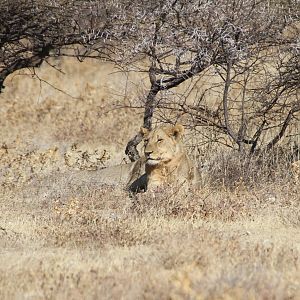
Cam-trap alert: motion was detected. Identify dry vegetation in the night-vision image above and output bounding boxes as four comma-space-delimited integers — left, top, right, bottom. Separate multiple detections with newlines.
0, 59, 299, 299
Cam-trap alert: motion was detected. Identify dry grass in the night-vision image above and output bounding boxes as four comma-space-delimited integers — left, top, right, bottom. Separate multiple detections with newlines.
1, 183, 299, 299
0, 58, 299, 300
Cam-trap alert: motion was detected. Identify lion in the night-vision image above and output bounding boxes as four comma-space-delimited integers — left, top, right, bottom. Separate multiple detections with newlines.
60, 124, 199, 193
128, 124, 200, 192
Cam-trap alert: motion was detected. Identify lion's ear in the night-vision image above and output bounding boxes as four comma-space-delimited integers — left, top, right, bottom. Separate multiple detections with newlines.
171, 124, 184, 139
140, 127, 149, 136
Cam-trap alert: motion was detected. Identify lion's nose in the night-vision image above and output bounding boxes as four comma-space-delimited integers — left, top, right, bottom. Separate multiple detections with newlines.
145, 150, 153, 158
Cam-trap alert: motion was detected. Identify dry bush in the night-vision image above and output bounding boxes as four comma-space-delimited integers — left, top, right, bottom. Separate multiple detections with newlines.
205, 146, 298, 189
131, 180, 299, 225
3, 1, 298, 161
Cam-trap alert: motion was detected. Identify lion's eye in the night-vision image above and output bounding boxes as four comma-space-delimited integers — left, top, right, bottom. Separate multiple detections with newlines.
157, 138, 163, 143
144, 139, 149, 145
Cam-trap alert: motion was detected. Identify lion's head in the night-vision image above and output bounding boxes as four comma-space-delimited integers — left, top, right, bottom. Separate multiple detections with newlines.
140, 124, 185, 167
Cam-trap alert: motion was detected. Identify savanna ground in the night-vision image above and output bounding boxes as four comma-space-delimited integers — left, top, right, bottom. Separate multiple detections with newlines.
0, 58, 299, 299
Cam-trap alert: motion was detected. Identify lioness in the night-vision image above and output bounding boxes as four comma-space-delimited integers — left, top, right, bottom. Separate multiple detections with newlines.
60, 124, 199, 193
128, 124, 200, 192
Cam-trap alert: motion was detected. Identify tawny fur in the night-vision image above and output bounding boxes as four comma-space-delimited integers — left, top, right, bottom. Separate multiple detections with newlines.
140, 124, 200, 191
67, 124, 200, 193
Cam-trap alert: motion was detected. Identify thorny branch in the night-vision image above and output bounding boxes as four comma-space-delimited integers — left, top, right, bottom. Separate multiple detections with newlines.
0, 0, 299, 158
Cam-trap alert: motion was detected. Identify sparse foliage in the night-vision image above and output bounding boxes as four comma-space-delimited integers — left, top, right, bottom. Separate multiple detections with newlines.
107, 0, 299, 157
0, 0, 110, 92
0, 0, 299, 158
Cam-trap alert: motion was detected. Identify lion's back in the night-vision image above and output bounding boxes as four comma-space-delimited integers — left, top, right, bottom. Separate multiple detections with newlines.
91, 159, 146, 187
